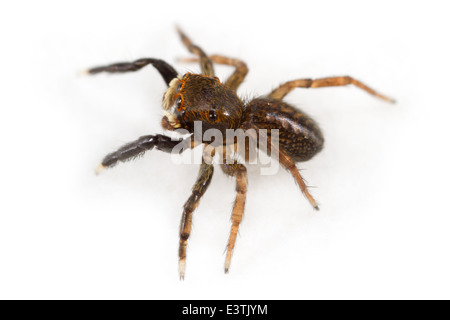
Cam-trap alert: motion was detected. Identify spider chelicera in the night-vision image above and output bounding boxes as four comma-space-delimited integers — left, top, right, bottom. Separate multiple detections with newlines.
87, 27, 394, 279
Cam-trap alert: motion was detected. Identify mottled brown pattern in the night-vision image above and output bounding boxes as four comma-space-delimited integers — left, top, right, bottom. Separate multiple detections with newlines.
243, 98, 324, 162
88, 27, 394, 279
176, 73, 244, 138
180, 55, 248, 92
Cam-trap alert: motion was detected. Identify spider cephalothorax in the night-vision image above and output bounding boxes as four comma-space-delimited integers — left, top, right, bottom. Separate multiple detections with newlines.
88, 27, 394, 279
163, 73, 244, 139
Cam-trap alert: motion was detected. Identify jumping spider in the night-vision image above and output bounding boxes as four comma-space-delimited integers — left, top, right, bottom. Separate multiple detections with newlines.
88, 27, 394, 279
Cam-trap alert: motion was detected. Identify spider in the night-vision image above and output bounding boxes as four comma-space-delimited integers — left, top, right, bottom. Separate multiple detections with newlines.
87, 27, 394, 279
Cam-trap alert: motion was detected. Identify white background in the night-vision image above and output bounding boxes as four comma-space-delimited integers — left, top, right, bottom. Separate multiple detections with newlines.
1, 0, 449, 299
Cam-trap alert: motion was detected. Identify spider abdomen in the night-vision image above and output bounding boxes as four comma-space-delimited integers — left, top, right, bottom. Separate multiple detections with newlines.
243, 98, 324, 162
89, 27, 393, 278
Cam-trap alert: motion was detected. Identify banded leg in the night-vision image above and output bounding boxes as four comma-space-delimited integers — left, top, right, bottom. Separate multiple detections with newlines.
242, 122, 319, 210
269, 76, 395, 103
176, 27, 214, 77
180, 55, 248, 92
179, 161, 214, 279
96, 134, 190, 174
220, 162, 248, 273
87, 58, 178, 86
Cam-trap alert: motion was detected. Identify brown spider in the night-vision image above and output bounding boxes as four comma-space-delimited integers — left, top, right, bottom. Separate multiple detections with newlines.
88, 27, 394, 279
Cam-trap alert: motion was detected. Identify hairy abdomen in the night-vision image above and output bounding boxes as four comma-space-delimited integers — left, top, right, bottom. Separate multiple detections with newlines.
243, 98, 324, 162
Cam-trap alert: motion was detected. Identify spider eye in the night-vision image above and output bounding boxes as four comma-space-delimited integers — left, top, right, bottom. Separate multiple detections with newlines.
209, 110, 217, 121
176, 96, 182, 108
176, 82, 182, 93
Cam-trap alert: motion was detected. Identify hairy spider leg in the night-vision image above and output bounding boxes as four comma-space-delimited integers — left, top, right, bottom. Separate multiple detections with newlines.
179, 161, 214, 280
176, 27, 215, 77
95, 135, 191, 174
87, 58, 178, 86
242, 122, 319, 210
220, 162, 248, 273
179, 55, 248, 92
278, 147, 319, 210
269, 76, 395, 103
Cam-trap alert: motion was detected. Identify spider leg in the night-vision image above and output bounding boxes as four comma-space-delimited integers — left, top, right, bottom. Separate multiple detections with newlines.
277, 146, 319, 210
179, 55, 248, 92
96, 134, 191, 174
220, 162, 248, 273
242, 122, 319, 210
179, 161, 214, 280
86, 58, 178, 86
269, 76, 395, 103
176, 27, 214, 77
